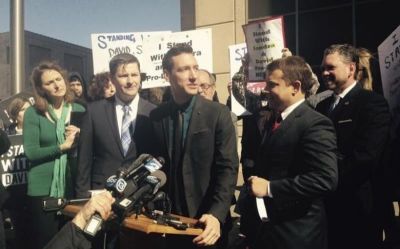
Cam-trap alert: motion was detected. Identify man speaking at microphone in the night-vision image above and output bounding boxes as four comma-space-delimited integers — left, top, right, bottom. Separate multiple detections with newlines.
150, 44, 239, 248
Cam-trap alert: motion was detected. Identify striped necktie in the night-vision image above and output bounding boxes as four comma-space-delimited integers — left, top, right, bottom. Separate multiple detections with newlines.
121, 105, 132, 156
329, 94, 341, 113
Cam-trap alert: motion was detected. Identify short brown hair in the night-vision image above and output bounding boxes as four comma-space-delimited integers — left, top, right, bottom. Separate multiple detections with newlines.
30, 61, 74, 114
323, 44, 359, 80
7, 97, 30, 122
109, 53, 141, 77
266, 56, 314, 97
88, 72, 111, 101
162, 43, 193, 73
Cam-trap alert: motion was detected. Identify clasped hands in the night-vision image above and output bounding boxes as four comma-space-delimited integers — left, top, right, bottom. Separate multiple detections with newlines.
60, 125, 80, 151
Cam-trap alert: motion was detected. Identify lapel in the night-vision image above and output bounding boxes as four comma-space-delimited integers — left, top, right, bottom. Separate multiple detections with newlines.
183, 96, 202, 154
162, 102, 173, 162
262, 102, 307, 148
260, 110, 278, 145
104, 96, 124, 156
126, 98, 148, 156
329, 83, 362, 121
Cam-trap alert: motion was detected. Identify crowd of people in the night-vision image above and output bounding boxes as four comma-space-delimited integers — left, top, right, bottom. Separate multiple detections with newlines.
0, 41, 399, 249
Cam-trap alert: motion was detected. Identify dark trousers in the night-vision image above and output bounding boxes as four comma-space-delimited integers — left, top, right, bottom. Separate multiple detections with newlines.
26, 196, 66, 249
0, 211, 5, 249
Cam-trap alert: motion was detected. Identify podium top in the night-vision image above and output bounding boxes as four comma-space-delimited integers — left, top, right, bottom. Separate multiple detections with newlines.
62, 204, 203, 236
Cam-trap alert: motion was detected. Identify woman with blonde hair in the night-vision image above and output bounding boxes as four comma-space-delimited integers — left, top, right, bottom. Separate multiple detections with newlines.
357, 47, 374, 91
23, 61, 85, 249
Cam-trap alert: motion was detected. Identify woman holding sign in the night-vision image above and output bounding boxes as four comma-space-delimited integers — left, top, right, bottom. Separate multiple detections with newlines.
23, 61, 85, 249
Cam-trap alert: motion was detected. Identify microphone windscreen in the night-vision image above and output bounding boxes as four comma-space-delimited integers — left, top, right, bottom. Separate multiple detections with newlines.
130, 154, 152, 169
151, 170, 167, 187
118, 154, 152, 178
156, 156, 165, 166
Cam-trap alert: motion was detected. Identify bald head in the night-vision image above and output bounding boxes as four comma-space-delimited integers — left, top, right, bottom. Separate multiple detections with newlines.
197, 69, 216, 101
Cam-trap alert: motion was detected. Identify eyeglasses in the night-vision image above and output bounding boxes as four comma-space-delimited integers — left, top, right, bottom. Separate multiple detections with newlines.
199, 84, 214, 90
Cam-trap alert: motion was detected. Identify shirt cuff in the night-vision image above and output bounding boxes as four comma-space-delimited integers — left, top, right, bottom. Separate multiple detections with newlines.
267, 181, 273, 198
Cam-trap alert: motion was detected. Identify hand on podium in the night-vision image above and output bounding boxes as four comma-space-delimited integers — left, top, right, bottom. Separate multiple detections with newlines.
192, 214, 220, 246
72, 191, 115, 230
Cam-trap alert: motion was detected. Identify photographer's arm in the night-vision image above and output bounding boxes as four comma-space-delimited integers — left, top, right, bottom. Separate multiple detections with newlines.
44, 192, 115, 249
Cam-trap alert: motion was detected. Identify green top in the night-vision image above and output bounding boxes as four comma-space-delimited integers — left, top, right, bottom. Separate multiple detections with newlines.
23, 103, 85, 197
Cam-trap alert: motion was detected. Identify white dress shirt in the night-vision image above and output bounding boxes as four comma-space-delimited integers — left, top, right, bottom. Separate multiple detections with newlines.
115, 94, 139, 138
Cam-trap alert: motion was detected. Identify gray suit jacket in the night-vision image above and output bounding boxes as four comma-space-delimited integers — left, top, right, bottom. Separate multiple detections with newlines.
150, 96, 239, 223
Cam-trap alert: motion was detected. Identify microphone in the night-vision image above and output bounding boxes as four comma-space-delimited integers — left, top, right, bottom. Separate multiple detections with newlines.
83, 155, 165, 236
42, 197, 90, 212
117, 154, 152, 178
114, 170, 167, 218
108, 155, 165, 197
120, 154, 165, 181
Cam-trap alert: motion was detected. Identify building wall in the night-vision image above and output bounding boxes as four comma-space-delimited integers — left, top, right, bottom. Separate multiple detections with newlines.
247, 0, 398, 94
180, 0, 248, 105
0, 31, 93, 100
181, 0, 249, 195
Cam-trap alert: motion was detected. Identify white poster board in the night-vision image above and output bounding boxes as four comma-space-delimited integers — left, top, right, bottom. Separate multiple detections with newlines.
141, 28, 213, 89
243, 16, 285, 82
378, 24, 400, 134
91, 31, 171, 74
229, 43, 247, 79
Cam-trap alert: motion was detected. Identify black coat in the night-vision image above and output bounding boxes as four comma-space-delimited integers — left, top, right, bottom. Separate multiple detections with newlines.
75, 96, 156, 198
316, 83, 391, 249
150, 97, 239, 223
241, 102, 338, 249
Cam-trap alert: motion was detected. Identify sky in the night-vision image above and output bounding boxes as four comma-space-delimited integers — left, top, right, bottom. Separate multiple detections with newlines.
0, 0, 181, 48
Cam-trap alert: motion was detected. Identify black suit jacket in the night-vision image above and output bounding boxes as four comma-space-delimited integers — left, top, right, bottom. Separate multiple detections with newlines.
316, 83, 391, 248
44, 222, 91, 249
75, 96, 155, 198
241, 102, 338, 249
150, 97, 239, 223
241, 105, 275, 179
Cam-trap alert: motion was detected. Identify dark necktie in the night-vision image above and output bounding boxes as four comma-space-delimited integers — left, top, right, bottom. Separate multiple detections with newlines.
171, 110, 185, 214
173, 110, 183, 163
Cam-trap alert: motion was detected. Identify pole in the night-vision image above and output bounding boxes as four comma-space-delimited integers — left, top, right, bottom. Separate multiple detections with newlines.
10, 0, 25, 95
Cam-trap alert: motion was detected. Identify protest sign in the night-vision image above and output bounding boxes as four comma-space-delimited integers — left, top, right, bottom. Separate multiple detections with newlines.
229, 43, 247, 79
91, 31, 171, 75
378, 24, 400, 134
243, 16, 285, 82
141, 28, 213, 89
1, 135, 28, 188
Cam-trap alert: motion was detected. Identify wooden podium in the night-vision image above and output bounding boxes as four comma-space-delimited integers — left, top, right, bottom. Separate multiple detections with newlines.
62, 204, 203, 249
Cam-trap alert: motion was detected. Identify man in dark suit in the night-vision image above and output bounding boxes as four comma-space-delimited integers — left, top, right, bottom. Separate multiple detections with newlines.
150, 44, 239, 248
75, 53, 155, 198
240, 56, 338, 249
316, 44, 391, 249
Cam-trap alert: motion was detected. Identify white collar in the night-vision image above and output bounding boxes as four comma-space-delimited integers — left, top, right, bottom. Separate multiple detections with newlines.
281, 99, 305, 121
115, 94, 139, 110
337, 81, 357, 99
